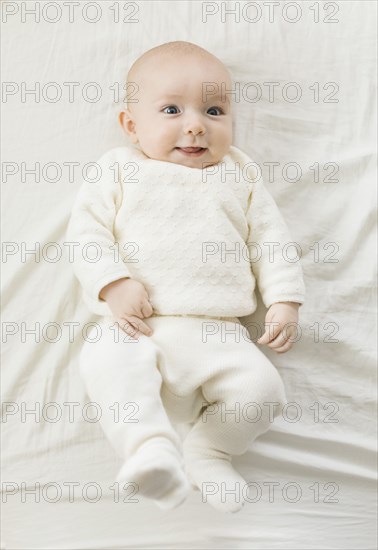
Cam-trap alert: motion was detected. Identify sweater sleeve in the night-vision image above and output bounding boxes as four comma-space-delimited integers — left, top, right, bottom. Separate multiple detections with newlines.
245, 169, 306, 309
65, 149, 132, 314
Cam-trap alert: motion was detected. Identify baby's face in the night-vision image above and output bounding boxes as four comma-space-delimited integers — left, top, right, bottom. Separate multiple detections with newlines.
120, 54, 233, 168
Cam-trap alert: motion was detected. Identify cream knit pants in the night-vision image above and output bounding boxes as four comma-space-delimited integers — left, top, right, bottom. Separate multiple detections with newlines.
79, 314, 287, 513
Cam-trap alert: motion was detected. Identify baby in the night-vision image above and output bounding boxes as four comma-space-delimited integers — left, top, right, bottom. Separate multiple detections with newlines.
66, 41, 305, 513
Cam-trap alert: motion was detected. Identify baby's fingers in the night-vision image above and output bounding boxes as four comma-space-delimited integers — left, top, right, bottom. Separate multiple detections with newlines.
125, 315, 153, 338
140, 299, 154, 318
267, 330, 288, 350
257, 321, 281, 345
274, 340, 294, 354
114, 318, 139, 340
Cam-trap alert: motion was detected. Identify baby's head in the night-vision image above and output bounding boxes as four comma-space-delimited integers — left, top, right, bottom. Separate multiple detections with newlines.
119, 41, 233, 169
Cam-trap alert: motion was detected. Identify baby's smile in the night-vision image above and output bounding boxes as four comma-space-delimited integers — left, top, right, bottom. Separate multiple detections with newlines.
175, 146, 208, 158
119, 46, 233, 169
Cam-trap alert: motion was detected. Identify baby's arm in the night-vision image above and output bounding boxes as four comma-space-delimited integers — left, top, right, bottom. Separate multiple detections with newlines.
66, 150, 153, 339
245, 172, 305, 354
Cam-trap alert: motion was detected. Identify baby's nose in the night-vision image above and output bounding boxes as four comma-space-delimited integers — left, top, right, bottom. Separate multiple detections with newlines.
184, 123, 205, 135
183, 112, 206, 135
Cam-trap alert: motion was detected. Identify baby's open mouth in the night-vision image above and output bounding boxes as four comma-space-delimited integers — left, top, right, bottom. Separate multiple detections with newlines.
176, 147, 207, 156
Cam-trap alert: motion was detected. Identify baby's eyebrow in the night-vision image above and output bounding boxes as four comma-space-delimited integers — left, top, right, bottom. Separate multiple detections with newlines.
159, 93, 181, 98
155, 93, 230, 105
154, 94, 182, 102
206, 93, 230, 105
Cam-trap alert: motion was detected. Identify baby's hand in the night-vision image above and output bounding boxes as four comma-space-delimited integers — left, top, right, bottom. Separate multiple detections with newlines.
257, 302, 300, 354
99, 278, 154, 340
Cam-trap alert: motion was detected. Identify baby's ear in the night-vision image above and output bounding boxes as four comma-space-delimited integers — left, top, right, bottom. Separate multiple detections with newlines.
119, 110, 138, 143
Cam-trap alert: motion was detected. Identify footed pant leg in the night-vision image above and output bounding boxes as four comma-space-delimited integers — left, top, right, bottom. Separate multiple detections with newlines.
182, 330, 286, 513
79, 317, 190, 509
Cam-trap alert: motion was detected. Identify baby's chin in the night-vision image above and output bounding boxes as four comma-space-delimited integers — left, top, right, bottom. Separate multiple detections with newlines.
135, 146, 224, 169
169, 148, 223, 169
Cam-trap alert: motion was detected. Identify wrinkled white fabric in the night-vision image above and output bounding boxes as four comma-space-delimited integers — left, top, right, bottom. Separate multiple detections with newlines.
1, 1, 376, 549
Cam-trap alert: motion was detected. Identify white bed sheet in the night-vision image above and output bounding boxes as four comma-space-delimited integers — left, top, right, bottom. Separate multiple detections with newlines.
1, 1, 377, 548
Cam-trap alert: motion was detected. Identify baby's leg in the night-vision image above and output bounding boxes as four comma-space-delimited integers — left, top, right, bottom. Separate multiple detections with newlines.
182, 325, 286, 513
79, 316, 189, 510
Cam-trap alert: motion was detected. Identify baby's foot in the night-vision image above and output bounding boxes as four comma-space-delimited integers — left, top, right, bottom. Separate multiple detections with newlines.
116, 438, 190, 510
184, 449, 247, 513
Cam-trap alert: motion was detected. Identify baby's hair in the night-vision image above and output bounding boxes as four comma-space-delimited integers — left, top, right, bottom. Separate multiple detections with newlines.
124, 41, 228, 109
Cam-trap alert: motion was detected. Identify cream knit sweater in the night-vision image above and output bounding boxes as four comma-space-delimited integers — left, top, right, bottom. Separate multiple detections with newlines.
66, 145, 305, 318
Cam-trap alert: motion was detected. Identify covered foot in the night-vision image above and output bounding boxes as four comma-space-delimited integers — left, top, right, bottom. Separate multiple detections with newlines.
117, 438, 190, 510
183, 447, 247, 513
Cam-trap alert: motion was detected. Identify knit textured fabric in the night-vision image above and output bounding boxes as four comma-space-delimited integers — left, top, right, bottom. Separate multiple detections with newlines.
66, 145, 305, 317
79, 315, 287, 512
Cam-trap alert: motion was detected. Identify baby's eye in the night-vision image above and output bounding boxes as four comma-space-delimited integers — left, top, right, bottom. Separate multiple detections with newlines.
162, 105, 180, 114
207, 106, 224, 116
